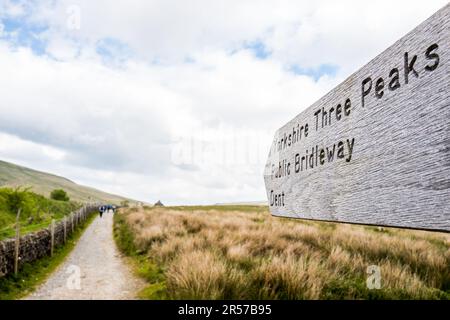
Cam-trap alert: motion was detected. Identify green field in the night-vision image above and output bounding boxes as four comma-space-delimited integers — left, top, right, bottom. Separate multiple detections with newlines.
0, 160, 134, 204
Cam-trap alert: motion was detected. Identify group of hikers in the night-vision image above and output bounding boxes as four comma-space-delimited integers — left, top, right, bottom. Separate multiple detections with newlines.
98, 204, 116, 218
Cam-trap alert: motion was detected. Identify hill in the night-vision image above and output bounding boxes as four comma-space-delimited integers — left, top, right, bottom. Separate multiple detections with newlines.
0, 160, 134, 205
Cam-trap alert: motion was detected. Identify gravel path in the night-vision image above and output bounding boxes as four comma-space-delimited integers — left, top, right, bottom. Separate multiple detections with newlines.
26, 211, 143, 300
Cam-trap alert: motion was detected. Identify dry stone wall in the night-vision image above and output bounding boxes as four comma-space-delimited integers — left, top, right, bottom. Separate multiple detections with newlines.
0, 205, 98, 277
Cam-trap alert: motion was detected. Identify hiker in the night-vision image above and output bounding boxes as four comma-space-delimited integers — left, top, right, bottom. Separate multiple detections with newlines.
99, 205, 105, 218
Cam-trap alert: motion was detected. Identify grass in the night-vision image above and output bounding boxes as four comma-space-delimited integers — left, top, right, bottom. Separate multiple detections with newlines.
114, 205, 450, 300
0, 211, 97, 300
113, 212, 166, 299
0, 187, 81, 240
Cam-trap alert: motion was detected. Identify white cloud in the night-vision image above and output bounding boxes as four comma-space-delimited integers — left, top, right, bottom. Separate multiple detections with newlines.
0, 40, 334, 204
0, 0, 447, 204
0, 0, 27, 18
26, 0, 448, 69
264, 0, 449, 74
0, 132, 66, 164
45, 35, 80, 60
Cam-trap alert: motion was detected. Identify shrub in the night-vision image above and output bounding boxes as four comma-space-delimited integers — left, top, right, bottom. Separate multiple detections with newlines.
120, 200, 130, 207
50, 189, 69, 202
3, 187, 31, 214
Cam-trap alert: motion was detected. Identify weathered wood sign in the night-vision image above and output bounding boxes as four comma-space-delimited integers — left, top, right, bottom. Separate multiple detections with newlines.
264, 4, 450, 232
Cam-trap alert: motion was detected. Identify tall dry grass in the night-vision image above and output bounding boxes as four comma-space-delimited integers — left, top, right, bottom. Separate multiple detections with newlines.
118, 206, 450, 299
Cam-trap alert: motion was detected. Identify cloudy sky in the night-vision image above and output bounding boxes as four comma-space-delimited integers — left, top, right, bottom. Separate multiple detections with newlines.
0, 0, 447, 205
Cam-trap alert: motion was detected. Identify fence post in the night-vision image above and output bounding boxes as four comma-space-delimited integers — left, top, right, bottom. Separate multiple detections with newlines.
36, 205, 41, 223
63, 216, 67, 243
50, 219, 55, 257
71, 213, 74, 233
14, 208, 21, 276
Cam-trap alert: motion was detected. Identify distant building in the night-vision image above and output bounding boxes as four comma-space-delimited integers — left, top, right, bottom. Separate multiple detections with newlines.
154, 200, 164, 207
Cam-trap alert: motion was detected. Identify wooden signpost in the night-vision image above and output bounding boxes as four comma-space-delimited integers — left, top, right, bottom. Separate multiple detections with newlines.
264, 4, 449, 232
63, 216, 67, 243
14, 209, 21, 276
50, 219, 55, 257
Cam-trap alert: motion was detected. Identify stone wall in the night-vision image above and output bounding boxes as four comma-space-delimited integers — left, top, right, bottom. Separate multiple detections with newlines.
0, 205, 98, 277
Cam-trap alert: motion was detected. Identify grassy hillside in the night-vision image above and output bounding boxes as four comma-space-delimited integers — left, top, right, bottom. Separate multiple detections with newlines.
0, 187, 80, 240
115, 205, 450, 300
0, 160, 134, 205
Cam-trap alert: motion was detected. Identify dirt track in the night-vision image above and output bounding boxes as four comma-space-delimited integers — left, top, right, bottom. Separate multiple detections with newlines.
26, 211, 142, 300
